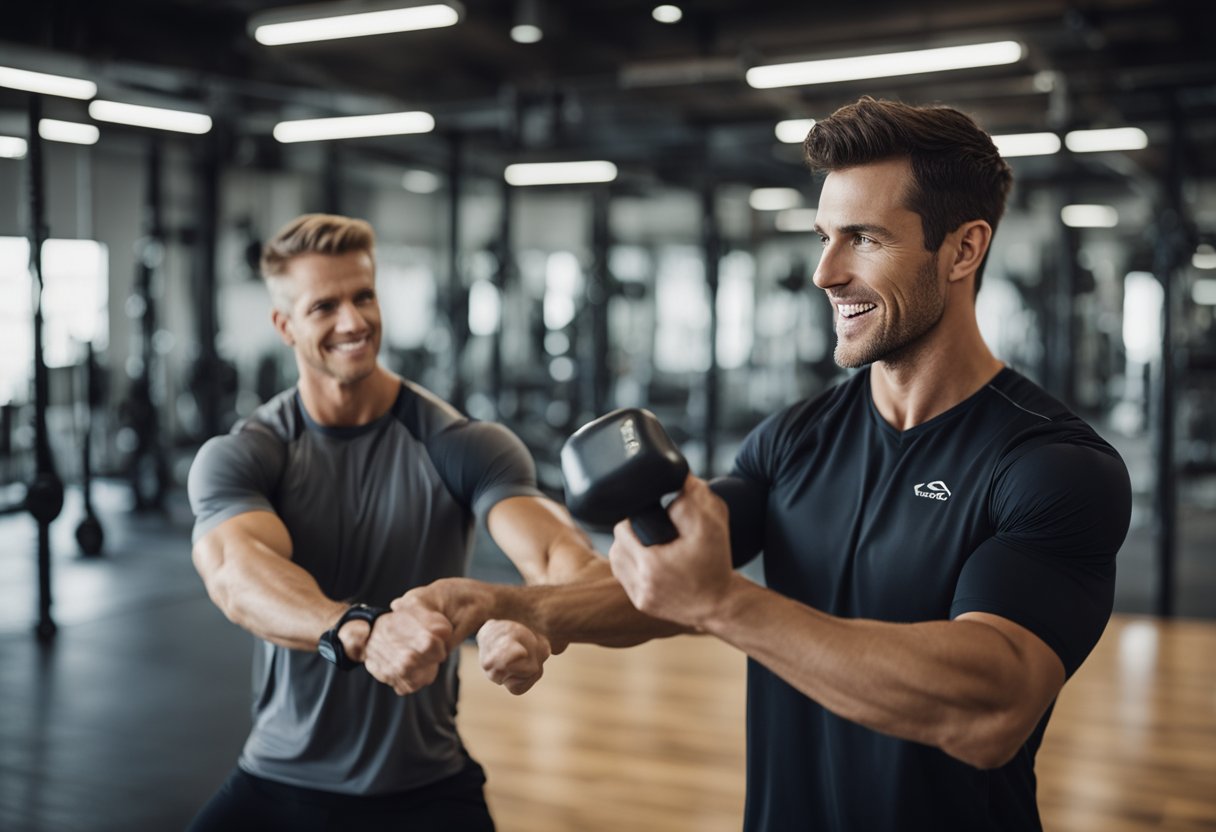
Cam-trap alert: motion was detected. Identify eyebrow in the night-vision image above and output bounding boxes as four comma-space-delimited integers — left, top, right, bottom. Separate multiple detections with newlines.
813, 222, 896, 239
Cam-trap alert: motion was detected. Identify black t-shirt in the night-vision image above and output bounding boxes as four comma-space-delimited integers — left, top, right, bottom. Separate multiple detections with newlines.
713, 367, 1131, 832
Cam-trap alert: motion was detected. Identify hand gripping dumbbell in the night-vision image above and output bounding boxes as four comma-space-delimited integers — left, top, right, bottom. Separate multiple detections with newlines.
560, 408, 689, 546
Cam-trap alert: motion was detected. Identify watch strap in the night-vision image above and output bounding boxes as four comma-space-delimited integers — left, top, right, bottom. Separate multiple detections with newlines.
319, 603, 388, 671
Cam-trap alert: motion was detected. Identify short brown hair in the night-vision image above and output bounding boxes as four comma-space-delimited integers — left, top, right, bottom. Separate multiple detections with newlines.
260, 213, 376, 278
803, 97, 1012, 291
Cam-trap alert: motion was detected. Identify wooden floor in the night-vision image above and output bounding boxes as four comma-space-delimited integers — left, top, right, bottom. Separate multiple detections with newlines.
458, 614, 1216, 832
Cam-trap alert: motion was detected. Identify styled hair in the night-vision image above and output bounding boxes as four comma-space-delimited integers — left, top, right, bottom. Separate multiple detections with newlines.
803, 97, 1012, 291
260, 213, 376, 278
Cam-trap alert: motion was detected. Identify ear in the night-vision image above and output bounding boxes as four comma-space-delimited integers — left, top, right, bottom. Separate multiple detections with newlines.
271, 308, 295, 347
946, 220, 993, 285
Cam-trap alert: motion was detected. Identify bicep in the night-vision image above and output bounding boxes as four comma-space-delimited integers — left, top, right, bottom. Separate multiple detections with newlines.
192, 509, 293, 580
954, 441, 1128, 676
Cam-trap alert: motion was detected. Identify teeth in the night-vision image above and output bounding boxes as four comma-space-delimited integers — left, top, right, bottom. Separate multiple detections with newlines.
330, 338, 368, 352
838, 303, 877, 318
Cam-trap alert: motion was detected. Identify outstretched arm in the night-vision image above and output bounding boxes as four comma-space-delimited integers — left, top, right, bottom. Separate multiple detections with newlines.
398, 496, 688, 646
609, 476, 1066, 770
371, 496, 688, 697
192, 511, 448, 684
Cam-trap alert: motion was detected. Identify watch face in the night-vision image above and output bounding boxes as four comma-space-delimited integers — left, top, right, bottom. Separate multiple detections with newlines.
318, 637, 338, 664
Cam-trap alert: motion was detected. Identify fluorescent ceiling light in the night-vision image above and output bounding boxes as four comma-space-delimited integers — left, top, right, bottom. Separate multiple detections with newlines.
89, 100, 212, 134
747, 40, 1023, 89
505, 161, 617, 186
0, 136, 28, 159
39, 119, 100, 145
1064, 127, 1148, 153
252, 3, 461, 46
402, 169, 441, 193
775, 118, 815, 144
991, 132, 1060, 158
0, 65, 96, 100
652, 5, 683, 23
1193, 279, 1216, 305
510, 24, 542, 43
749, 188, 802, 211
273, 111, 434, 142
1193, 244, 1216, 271
1061, 204, 1118, 228
775, 209, 817, 232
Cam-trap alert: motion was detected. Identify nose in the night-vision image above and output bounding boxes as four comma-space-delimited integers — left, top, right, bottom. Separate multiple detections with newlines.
811, 241, 849, 291
334, 300, 370, 333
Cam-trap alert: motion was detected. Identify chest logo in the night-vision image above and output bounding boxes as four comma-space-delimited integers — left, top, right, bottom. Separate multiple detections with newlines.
913, 480, 952, 502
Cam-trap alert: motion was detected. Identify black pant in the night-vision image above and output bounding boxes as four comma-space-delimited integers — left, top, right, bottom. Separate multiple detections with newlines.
186, 758, 495, 832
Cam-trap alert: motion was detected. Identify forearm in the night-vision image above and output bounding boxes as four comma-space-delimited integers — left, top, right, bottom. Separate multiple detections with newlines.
705, 575, 1042, 767
491, 578, 688, 648
198, 541, 344, 651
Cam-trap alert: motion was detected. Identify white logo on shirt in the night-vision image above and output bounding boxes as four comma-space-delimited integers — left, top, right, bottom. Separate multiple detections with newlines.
913, 480, 952, 502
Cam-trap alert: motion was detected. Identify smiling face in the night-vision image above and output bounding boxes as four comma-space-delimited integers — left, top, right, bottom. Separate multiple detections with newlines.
270, 251, 381, 386
812, 157, 948, 369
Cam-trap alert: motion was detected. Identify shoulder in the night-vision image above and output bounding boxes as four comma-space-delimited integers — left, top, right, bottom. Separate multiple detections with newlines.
991, 429, 1131, 550
982, 368, 1072, 425
390, 379, 467, 441
189, 391, 298, 486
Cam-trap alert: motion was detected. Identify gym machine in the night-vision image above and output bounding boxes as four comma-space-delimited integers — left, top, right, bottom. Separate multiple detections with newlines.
74, 342, 105, 557
23, 93, 64, 641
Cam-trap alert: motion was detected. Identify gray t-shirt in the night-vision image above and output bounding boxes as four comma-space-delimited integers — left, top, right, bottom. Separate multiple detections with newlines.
187, 379, 543, 794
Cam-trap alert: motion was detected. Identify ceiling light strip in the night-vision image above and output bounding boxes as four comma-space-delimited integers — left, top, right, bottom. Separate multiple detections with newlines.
1064, 127, 1148, 153
1061, 204, 1118, 228
504, 161, 618, 186
0, 136, 29, 159
89, 100, 212, 134
273, 111, 435, 142
749, 188, 802, 211
747, 41, 1023, 89
991, 132, 1060, 158
253, 4, 461, 45
0, 65, 97, 100
39, 119, 100, 145
775, 118, 815, 144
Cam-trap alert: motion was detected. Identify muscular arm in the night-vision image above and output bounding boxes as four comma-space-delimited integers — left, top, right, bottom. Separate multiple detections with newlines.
396, 497, 686, 651
192, 511, 400, 660
489, 495, 685, 645
707, 580, 1063, 768
610, 476, 1066, 770
485, 495, 609, 585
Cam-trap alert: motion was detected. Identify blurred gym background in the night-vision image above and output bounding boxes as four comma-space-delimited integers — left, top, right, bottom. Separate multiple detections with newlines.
1, 1, 1214, 830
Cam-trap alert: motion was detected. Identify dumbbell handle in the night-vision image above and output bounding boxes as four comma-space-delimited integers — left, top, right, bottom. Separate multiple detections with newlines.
630, 505, 679, 546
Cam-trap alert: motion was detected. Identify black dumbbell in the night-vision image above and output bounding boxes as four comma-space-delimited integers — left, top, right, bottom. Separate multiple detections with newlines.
561, 408, 689, 546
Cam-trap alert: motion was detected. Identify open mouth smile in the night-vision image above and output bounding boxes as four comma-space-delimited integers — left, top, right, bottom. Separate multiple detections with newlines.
837, 303, 877, 319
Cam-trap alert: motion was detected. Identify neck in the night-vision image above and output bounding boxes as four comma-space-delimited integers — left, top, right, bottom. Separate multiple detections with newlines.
868, 302, 1003, 432
296, 364, 400, 427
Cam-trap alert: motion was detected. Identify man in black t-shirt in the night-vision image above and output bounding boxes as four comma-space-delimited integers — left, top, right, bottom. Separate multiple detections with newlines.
389, 98, 1132, 831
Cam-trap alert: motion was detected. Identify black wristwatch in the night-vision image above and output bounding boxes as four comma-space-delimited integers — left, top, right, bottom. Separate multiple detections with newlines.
318, 603, 388, 671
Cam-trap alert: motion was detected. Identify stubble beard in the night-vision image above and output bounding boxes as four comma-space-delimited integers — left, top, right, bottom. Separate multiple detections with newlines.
833, 253, 946, 369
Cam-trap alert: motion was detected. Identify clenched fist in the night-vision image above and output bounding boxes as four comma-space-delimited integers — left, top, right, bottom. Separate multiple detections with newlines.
363, 598, 454, 696
477, 619, 556, 695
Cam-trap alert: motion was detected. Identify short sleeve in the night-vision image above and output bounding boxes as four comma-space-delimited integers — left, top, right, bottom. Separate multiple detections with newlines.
950, 441, 1131, 676
187, 424, 286, 543
426, 421, 545, 522
721, 409, 788, 567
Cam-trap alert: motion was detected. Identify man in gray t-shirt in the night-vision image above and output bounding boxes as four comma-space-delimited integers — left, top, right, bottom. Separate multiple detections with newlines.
186, 214, 619, 831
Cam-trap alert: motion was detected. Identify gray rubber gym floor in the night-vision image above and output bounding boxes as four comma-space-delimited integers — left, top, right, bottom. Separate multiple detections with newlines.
1, 448, 1213, 832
